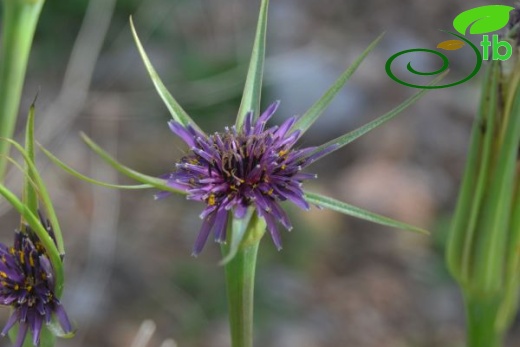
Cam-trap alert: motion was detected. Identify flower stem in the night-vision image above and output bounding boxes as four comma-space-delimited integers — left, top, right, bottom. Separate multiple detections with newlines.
223, 242, 259, 347
465, 294, 503, 347
0, 0, 44, 180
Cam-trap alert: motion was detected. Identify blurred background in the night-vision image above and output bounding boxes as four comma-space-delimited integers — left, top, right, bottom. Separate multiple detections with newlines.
0, 0, 518, 346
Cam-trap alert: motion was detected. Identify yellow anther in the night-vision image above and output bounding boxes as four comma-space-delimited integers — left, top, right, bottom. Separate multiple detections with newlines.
0, 272, 6, 278
281, 164, 286, 170
29, 255, 35, 267
279, 149, 288, 157
19, 251, 24, 264
14, 284, 19, 291
267, 189, 274, 195
189, 158, 199, 165
208, 194, 216, 206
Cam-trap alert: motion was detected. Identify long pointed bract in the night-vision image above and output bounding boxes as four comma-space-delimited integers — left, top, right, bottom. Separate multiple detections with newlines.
130, 17, 203, 133
305, 73, 446, 163
235, 0, 269, 129
291, 33, 385, 135
304, 191, 429, 235
80, 132, 187, 195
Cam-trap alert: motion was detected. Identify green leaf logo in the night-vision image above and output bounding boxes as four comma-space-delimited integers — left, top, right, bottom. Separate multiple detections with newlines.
453, 5, 515, 35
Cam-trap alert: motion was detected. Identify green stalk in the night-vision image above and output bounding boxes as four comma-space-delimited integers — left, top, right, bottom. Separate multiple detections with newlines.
222, 212, 265, 347
0, 0, 45, 180
224, 243, 259, 347
465, 295, 502, 347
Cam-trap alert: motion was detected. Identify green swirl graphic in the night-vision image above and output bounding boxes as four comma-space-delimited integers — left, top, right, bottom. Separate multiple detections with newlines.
385, 31, 482, 89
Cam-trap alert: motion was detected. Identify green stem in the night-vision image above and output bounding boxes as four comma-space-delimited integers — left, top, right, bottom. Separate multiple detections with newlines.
0, 0, 44, 180
465, 294, 503, 347
224, 243, 259, 347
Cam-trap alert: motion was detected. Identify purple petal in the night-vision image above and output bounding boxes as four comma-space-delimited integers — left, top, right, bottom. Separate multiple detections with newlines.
55, 303, 73, 333
302, 143, 340, 167
213, 209, 229, 243
274, 185, 310, 210
192, 212, 217, 256
292, 172, 318, 181
260, 210, 283, 250
168, 121, 197, 147
13, 322, 28, 347
274, 116, 297, 139
31, 315, 43, 346
154, 191, 172, 200
233, 204, 248, 219
243, 111, 254, 134
254, 101, 280, 133
270, 202, 293, 231
1, 311, 19, 336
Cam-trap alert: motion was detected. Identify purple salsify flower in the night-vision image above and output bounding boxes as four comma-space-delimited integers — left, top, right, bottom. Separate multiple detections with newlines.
161, 101, 337, 255
0, 214, 72, 347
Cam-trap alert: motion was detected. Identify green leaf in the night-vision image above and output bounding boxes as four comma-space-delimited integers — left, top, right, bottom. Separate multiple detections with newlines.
446, 61, 500, 283
79, 132, 186, 195
235, 0, 269, 129
306, 72, 445, 162
291, 33, 384, 134
304, 191, 429, 235
23, 102, 38, 215
474, 66, 520, 293
453, 5, 514, 35
0, 0, 45, 180
129, 17, 203, 134
39, 144, 153, 190
497, 176, 520, 331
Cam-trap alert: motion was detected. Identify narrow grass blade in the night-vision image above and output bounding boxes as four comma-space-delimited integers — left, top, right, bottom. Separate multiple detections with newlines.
306, 72, 446, 163
129, 17, 203, 134
39, 144, 152, 190
80, 132, 186, 195
235, 0, 269, 129
291, 33, 384, 134
304, 191, 429, 235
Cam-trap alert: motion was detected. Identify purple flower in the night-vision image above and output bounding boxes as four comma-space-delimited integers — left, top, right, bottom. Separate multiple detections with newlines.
161, 101, 336, 255
0, 214, 72, 347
